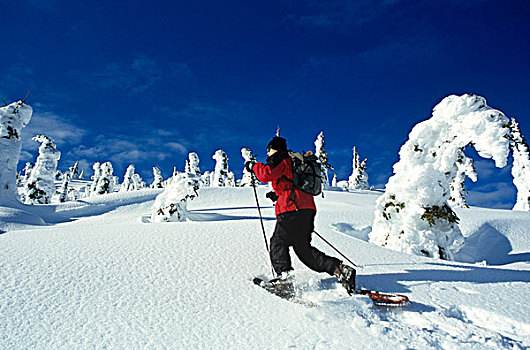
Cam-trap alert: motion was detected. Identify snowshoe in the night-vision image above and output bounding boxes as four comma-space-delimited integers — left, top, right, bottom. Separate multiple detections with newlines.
253, 276, 295, 300
356, 289, 410, 307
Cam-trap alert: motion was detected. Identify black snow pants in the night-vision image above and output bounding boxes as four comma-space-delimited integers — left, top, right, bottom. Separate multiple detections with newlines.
270, 209, 341, 276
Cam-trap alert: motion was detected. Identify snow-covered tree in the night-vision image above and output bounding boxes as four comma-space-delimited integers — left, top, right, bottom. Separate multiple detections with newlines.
212, 149, 229, 187
121, 164, 136, 191
370, 94, 511, 260
151, 167, 164, 188
226, 171, 236, 187
448, 150, 476, 208
21, 162, 34, 182
120, 164, 144, 191
24, 135, 61, 205
348, 147, 369, 190
0, 100, 33, 206
509, 118, 530, 211
151, 173, 199, 222
336, 180, 349, 191
240, 147, 256, 187
201, 171, 211, 187
90, 162, 101, 195
58, 173, 71, 203
186, 152, 201, 178
69, 161, 80, 179
331, 173, 338, 188
132, 173, 145, 189
94, 161, 114, 195
314, 131, 332, 190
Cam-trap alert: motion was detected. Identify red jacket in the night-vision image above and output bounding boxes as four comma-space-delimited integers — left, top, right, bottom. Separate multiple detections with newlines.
252, 151, 316, 217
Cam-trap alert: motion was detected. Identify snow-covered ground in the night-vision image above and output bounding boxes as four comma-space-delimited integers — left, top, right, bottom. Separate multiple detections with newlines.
1, 188, 529, 349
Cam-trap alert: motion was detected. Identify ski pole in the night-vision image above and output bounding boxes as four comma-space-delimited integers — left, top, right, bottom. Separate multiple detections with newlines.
313, 230, 363, 268
251, 174, 275, 276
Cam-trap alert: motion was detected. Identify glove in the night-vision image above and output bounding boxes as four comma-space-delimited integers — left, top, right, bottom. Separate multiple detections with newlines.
266, 191, 279, 202
245, 160, 256, 173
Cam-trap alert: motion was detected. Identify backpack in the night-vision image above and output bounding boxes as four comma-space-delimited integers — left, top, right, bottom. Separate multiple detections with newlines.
287, 151, 322, 196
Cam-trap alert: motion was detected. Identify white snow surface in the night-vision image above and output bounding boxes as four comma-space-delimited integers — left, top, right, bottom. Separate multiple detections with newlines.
1, 188, 529, 349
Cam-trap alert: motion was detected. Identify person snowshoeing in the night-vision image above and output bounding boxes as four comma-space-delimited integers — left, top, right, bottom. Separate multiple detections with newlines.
246, 136, 356, 293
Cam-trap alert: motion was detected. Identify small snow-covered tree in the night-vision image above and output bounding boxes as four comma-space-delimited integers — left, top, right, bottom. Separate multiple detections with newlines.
240, 147, 256, 187
0, 100, 33, 206
120, 164, 144, 191
58, 173, 71, 203
370, 94, 511, 260
90, 162, 101, 195
226, 171, 236, 187
348, 147, 369, 190
201, 171, 211, 187
314, 131, 332, 190
121, 164, 136, 191
151, 173, 199, 222
186, 152, 202, 177
151, 167, 164, 188
509, 118, 530, 211
94, 161, 114, 195
69, 161, 80, 179
331, 173, 338, 187
24, 135, 61, 204
132, 173, 145, 189
448, 150, 476, 208
21, 162, 34, 182
212, 149, 229, 187
336, 180, 349, 191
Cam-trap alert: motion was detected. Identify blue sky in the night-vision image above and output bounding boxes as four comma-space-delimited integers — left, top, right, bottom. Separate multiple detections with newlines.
2, 0, 529, 209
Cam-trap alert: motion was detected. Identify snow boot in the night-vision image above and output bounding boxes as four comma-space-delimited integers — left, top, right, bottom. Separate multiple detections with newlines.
334, 264, 356, 294
260, 271, 295, 299
269, 270, 295, 286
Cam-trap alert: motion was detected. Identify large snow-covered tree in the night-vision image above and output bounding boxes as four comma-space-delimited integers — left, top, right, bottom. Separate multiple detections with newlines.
370, 94, 511, 260
509, 118, 530, 211
314, 131, 332, 190
0, 100, 33, 206
211, 149, 229, 187
348, 147, 369, 190
151, 173, 199, 222
24, 135, 61, 205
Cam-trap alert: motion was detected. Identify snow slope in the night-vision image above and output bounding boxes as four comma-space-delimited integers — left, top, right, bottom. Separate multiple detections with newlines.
1, 188, 529, 349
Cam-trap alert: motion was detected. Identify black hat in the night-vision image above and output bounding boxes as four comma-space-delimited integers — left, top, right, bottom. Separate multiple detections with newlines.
267, 136, 287, 151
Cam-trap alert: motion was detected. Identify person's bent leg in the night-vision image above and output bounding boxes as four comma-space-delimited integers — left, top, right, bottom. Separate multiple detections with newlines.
291, 210, 341, 275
